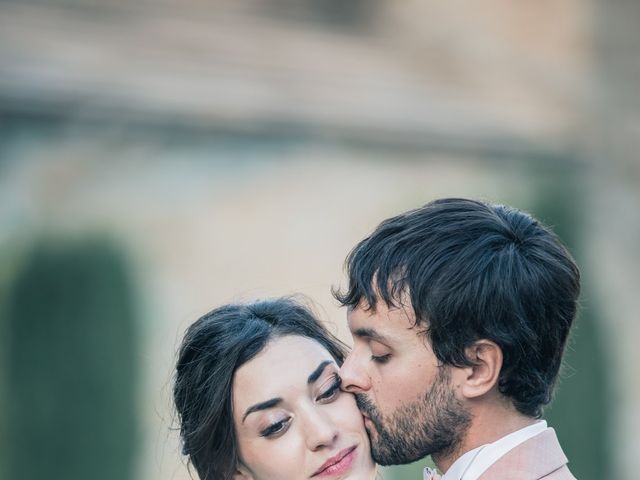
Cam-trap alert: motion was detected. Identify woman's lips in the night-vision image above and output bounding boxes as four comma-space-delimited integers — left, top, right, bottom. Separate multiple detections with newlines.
312, 445, 358, 477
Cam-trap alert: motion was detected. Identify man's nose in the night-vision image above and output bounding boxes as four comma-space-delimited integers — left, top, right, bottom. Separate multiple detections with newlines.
339, 349, 371, 393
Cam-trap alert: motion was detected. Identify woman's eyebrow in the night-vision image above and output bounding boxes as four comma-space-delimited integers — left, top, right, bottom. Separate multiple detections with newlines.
243, 397, 282, 423
242, 361, 334, 423
307, 360, 333, 385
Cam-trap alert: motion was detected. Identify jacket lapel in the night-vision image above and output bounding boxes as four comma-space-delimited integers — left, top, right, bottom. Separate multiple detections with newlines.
477, 428, 568, 480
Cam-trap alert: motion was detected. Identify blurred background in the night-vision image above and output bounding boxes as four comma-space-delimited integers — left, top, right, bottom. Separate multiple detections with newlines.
0, 1, 638, 479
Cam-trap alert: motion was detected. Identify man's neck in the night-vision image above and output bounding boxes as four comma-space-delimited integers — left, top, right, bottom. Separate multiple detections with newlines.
432, 406, 538, 473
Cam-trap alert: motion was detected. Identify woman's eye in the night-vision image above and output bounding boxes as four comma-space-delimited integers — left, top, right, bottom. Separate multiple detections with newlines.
317, 376, 341, 402
259, 417, 291, 438
371, 354, 391, 364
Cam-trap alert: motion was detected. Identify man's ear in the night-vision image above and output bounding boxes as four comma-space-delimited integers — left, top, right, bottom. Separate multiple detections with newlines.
457, 339, 502, 400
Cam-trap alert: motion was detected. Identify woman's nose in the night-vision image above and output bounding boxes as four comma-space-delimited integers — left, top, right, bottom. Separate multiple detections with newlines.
302, 407, 339, 451
338, 349, 370, 394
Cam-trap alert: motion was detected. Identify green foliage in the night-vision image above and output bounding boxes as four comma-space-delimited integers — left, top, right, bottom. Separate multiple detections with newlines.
530, 176, 611, 480
380, 457, 435, 479
3, 238, 138, 480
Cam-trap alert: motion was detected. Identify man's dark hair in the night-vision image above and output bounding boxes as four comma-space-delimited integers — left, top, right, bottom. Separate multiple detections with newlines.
173, 297, 347, 480
334, 198, 580, 418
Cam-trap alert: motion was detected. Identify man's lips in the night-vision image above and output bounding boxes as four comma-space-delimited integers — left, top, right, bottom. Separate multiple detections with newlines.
361, 412, 373, 427
311, 445, 357, 477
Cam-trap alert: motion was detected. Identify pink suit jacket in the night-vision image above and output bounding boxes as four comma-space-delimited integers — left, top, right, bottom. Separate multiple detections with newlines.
478, 428, 576, 480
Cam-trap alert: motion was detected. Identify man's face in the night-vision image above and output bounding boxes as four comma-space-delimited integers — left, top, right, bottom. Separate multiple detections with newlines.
339, 300, 471, 466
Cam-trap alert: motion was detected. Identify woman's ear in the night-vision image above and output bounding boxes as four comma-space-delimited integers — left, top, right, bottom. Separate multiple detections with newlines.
457, 339, 503, 400
233, 463, 254, 480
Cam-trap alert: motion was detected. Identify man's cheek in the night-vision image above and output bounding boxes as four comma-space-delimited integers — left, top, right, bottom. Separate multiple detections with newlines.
375, 380, 414, 412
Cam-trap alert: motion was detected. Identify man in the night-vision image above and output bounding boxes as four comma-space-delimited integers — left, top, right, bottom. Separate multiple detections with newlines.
335, 198, 579, 479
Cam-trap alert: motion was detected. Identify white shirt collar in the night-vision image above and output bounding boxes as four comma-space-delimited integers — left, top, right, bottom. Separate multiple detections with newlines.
439, 445, 485, 480
440, 420, 547, 480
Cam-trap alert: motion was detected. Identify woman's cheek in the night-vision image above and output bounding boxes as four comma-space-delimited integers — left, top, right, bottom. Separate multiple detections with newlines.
251, 431, 302, 478
332, 393, 366, 431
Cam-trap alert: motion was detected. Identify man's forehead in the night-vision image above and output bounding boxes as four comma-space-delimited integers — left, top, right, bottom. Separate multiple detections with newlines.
347, 301, 417, 333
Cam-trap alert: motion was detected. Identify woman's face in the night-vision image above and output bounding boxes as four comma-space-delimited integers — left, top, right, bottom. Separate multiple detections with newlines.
232, 335, 375, 480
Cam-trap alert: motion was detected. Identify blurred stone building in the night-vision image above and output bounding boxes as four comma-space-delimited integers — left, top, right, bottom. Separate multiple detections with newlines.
0, 1, 638, 480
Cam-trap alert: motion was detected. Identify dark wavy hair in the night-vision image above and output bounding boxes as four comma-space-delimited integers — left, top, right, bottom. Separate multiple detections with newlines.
173, 297, 347, 480
333, 198, 580, 418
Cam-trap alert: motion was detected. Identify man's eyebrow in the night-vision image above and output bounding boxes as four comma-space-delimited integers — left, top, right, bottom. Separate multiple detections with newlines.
353, 327, 391, 344
307, 360, 333, 385
242, 397, 282, 423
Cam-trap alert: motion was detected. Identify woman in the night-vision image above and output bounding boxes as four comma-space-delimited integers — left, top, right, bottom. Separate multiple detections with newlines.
174, 297, 377, 480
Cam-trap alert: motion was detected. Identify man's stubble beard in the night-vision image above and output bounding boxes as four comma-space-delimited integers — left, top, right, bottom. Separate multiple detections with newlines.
355, 367, 472, 466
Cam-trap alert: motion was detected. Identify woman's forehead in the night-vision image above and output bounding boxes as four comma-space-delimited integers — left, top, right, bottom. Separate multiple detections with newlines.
232, 336, 336, 408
